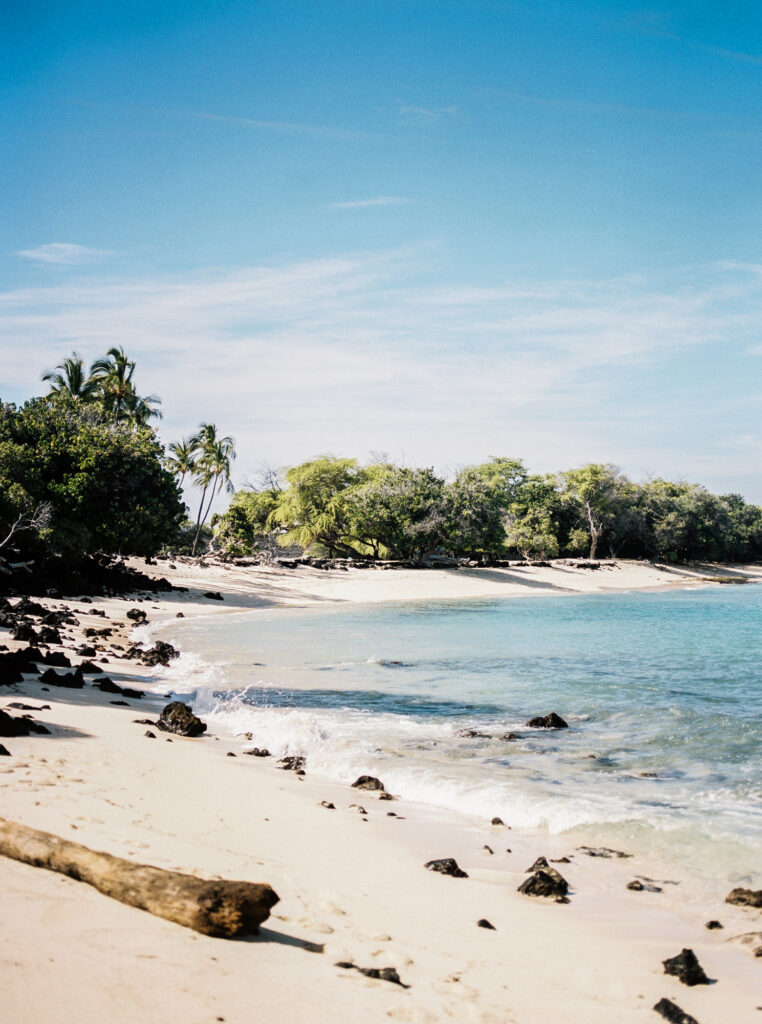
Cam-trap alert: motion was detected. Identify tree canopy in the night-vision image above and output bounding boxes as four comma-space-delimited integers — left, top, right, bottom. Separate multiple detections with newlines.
0, 396, 184, 556
213, 454, 762, 564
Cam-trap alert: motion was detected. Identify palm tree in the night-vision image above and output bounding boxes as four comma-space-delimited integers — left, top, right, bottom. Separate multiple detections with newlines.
189, 423, 236, 555
41, 353, 98, 401
166, 439, 196, 487
124, 388, 163, 427
89, 346, 135, 425
89, 346, 161, 427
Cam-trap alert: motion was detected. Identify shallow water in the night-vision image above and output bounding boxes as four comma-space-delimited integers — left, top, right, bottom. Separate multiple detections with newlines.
159, 585, 762, 891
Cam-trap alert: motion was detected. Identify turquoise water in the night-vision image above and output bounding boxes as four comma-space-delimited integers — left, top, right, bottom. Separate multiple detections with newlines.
162, 585, 762, 889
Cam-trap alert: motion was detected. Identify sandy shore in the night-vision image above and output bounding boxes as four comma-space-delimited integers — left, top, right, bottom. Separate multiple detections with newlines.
2, 559, 761, 1024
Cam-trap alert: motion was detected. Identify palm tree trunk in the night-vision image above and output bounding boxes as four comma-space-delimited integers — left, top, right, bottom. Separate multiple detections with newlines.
200, 474, 220, 529
192, 481, 210, 556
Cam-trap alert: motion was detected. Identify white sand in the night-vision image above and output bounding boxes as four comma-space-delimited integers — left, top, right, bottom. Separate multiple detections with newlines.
2, 559, 761, 1024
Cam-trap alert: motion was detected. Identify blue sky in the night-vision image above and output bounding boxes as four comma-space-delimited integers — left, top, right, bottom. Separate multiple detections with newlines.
2, 0, 762, 501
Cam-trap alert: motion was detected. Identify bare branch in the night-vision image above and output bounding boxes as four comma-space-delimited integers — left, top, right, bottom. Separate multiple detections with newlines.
0, 502, 53, 551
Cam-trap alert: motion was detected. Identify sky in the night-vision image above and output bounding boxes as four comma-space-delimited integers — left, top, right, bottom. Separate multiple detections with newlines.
2, 0, 762, 503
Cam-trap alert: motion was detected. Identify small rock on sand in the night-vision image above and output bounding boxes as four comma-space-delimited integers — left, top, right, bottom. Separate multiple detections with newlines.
334, 962, 409, 987
705, 920, 723, 930
477, 919, 495, 930
351, 775, 385, 791
156, 701, 207, 737
725, 887, 762, 908
653, 997, 700, 1024
662, 948, 710, 986
424, 858, 468, 878
518, 867, 569, 900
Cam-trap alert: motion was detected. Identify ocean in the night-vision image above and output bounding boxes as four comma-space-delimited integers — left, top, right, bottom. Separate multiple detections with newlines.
157, 584, 762, 893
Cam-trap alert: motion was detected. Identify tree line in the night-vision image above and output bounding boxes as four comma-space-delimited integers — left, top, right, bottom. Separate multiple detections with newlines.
214, 456, 762, 564
3, 350, 760, 565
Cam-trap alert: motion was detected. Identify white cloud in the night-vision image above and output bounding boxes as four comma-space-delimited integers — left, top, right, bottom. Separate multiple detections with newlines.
395, 100, 459, 122
17, 243, 115, 266
329, 197, 411, 209
2, 251, 761, 500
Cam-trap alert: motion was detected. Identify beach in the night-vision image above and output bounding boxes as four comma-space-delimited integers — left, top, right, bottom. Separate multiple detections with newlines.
2, 559, 761, 1024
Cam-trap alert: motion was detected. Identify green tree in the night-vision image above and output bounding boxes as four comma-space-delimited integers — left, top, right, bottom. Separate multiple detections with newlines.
504, 475, 562, 559
89, 346, 162, 427
189, 423, 236, 555
559, 464, 631, 559
345, 465, 447, 558
41, 352, 99, 403
166, 438, 197, 487
0, 397, 184, 556
270, 456, 365, 556
213, 488, 281, 556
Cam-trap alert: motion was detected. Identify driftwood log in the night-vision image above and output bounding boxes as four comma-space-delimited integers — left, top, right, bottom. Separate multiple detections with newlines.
0, 817, 279, 938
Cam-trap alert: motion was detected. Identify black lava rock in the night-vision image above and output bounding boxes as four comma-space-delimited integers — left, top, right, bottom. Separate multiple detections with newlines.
525, 712, 568, 729
518, 867, 569, 900
334, 962, 409, 988
0, 710, 50, 737
662, 948, 710, 986
156, 701, 207, 737
39, 666, 85, 689
725, 887, 762, 908
351, 775, 385, 791
424, 858, 468, 878
653, 997, 700, 1024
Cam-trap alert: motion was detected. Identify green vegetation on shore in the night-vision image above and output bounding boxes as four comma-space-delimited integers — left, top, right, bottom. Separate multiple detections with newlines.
3, 352, 760, 566
214, 456, 762, 564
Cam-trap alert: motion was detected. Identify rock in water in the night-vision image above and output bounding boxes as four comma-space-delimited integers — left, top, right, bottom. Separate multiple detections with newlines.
351, 775, 385, 791
276, 756, 305, 772
130, 641, 179, 667
662, 949, 710, 986
653, 997, 700, 1024
518, 867, 569, 900
156, 702, 207, 737
525, 712, 568, 729
424, 857, 469, 878
725, 887, 762, 908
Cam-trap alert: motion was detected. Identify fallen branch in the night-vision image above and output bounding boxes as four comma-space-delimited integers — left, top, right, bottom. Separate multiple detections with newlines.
0, 817, 278, 938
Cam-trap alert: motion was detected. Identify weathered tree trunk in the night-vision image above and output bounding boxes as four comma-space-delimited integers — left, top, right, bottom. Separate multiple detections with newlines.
0, 817, 279, 938
585, 502, 601, 560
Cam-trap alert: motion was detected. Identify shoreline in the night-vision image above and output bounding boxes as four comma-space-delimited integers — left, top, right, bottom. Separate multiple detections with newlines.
2, 559, 762, 1023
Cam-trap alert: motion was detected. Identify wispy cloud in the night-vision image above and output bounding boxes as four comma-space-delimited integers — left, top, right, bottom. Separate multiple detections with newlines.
329, 197, 411, 210
191, 111, 376, 141
17, 243, 115, 266
2, 252, 761, 496
395, 100, 459, 123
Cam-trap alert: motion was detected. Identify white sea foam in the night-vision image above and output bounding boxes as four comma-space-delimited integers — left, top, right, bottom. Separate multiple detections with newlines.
157, 586, 762, 890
